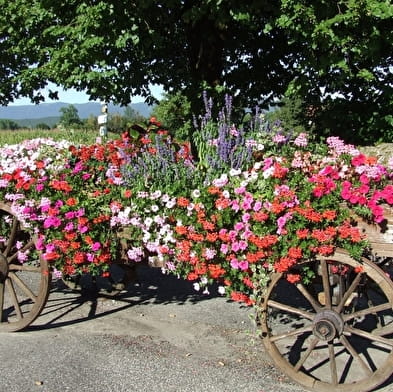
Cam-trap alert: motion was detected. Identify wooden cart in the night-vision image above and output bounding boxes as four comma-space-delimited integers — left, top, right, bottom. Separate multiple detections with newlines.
1, 201, 393, 392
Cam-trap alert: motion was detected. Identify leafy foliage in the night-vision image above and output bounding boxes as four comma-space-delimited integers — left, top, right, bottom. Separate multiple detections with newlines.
108, 106, 146, 134
0, 119, 20, 130
150, 92, 192, 141
0, 0, 392, 143
34, 122, 51, 130
59, 105, 82, 128
275, 0, 393, 144
265, 95, 309, 134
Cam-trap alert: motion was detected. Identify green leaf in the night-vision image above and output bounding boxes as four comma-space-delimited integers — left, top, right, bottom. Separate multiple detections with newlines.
357, 69, 375, 81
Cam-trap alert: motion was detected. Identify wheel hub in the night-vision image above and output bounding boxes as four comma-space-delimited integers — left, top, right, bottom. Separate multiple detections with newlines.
0, 253, 8, 282
313, 309, 344, 341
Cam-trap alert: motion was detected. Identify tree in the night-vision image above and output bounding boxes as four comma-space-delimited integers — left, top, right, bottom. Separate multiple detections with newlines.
272, 0, 393, 144
84, 115, 98, 132
0, 0, 293, 110
0, 119, 19, 130
35, 122, 51, 130
150, 92, 192, 141
0, 1, 392, 143
266, 96, 310, 134
123, 106, 146, 125
107, 107, 146, 133
59, 105, 82, 128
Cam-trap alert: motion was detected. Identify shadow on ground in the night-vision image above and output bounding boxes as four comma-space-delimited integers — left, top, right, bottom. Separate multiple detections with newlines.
28, 264, 229, 331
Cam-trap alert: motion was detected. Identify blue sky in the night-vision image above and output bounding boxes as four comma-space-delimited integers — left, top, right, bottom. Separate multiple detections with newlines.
10, 83, 163, 106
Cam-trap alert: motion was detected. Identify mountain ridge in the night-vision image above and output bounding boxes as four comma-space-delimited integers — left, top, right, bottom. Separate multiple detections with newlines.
0, 102, 152, 121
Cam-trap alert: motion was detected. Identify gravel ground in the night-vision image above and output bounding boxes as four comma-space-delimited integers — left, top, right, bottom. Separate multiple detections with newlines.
1, 266, 393, 392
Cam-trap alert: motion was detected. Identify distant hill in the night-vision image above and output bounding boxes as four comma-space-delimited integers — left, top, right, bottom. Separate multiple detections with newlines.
16, 116, 61, 128
0, 102, 152, 125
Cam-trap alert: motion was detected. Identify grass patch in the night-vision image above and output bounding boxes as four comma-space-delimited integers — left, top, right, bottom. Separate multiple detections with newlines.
0, 128, 118, 146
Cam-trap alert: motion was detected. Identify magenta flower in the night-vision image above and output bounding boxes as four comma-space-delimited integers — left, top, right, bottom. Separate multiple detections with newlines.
231, 200, 240, 212
91, 242, 101, 251
238, 240, 248, 250
242, 213, 251, 223
43, 216, 62, 229
228, 230, 237, 241
263, 157, 274, 170
238, 260, 249, 271
72, 161, 84, 174
234, 222, 245, 231
45, 243, 55, 253
75, 208, 85, 217
294, 133, 308, 147
78, 225, 89, 233
55, 200, 64, 208
65, 211, 76, 219
234, 186, 246, 194
277, 212, 292, 235
241, 199, 252, 210
17, 250, 29, 263
253, 201, 262, 211
220, 244, 229, 254
64, 222, 74, 231
230, 258, 239, 269
231, 242, 241, 252
35, 235, 45, 251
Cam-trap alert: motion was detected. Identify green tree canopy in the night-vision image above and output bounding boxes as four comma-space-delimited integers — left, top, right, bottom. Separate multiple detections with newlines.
151, 92, 192, 141
0, 0, 392, 142
108, 106, 146, 133
0, 119, 20, 130
59, 105, 82, 128
35, 122, 51, 130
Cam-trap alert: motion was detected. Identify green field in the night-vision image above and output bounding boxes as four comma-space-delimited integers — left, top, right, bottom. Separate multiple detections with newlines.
0, 128, 117, 146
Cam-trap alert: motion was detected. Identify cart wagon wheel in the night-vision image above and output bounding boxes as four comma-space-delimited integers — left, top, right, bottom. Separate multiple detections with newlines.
259, 249, 393, 392
0, 203, 50, 332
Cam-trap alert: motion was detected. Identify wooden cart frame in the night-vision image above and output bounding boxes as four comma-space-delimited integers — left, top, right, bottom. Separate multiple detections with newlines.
1, 201, 393, 392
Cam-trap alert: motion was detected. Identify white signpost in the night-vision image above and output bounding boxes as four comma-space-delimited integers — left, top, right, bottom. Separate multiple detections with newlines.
98, 103, 108, 137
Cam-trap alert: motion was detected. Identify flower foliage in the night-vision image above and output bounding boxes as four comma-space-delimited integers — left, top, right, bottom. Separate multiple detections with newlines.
1, 102, 393, 307
167, 132, 393, 304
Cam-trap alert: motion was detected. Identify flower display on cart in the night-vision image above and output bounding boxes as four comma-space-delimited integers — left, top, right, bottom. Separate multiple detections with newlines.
2, 96, 393, 392
0, 98, 392, 308
166, 132, 393, 304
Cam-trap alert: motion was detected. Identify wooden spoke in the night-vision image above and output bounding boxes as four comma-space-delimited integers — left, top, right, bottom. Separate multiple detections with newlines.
343, 303, 392, 323
0, 282, 4, 322
339, 335, 373, 376
3, 216, 18, 256
294, 337, 319, 372
320, 259, 332, 309
7, 239, 35, 263
9, 271, 37, 303
267, 299, 315, 321
345, 326, 393, 348
270, 325, 313, 343
328, 342, 338, 386
336, 272, 362, 313
5, 278, 23, 320
296, 282, 321, 312
9, 264, 41, 272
